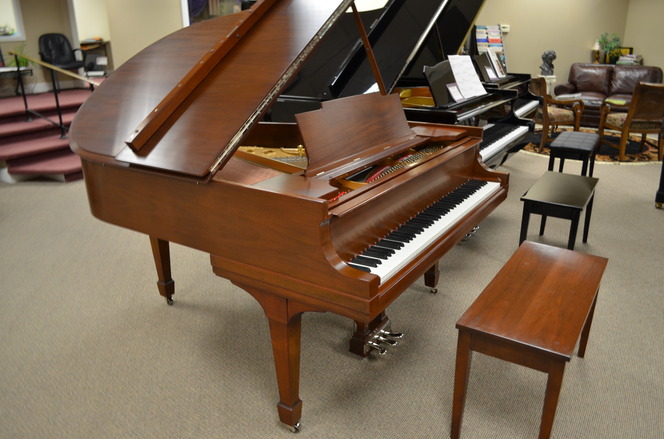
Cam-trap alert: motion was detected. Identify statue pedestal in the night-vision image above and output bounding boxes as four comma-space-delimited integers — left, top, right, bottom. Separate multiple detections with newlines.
538, 75, 557, 96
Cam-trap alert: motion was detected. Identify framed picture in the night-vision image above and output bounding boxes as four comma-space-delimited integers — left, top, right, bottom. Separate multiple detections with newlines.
620, 47, 633, 55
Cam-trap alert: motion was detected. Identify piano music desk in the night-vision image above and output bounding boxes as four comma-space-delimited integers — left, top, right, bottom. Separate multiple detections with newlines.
520, 171, 599, 250
451, 241, 608, 439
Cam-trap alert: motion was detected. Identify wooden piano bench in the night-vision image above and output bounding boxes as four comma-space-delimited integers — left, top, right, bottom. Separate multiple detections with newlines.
548, 131, 600, 177
450, 241, 608, 439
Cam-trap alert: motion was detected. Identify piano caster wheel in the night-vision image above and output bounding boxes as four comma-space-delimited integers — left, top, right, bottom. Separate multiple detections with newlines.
166, 296, 174, 305
288, 422, 301, 433
430, 287, 438, 294
656, 202, 662, 209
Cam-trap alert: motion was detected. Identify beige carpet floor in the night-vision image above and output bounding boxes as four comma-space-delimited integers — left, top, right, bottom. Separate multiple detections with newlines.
1, 151, 662, 438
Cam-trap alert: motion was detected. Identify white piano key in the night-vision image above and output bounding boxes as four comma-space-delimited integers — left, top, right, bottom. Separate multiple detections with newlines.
480, 125, 528, 163
349, 181, 501, 283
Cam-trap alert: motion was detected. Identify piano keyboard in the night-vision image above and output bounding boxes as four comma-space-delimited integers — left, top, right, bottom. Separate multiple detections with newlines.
347, 179, 501, 282
514, 99, 539, 118
480, 123, 529, 163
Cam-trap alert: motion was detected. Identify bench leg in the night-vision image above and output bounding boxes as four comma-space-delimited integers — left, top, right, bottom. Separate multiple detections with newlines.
583, 194, 595, 244
567, 210, 581, 250
578, 292, 598, 358
539, 215, 547, 236
519, 206, 531, 246
539, 362, 566, 439
580, 157, 589, 176
451, 331, 473, 439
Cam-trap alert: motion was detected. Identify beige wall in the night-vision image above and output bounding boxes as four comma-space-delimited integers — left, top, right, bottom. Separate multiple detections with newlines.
105, 0, 182, 68
476, 0, 663, 84
624, 0, 664, 69
476, 0, 630, 81
72, 0, 110, 42
2, 0, 663, 96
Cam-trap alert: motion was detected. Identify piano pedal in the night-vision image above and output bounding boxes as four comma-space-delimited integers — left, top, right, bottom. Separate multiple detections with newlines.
462, 226, 480, 241
366, 329, 404, 355
367, 341, 387, 355
379, 329, 404, 339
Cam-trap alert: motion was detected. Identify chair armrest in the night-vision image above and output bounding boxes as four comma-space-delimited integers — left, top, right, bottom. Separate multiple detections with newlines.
553, 83, 576, 96
598, 103, 612, 132
549, 97, 585, 111
73, 48, 87, 62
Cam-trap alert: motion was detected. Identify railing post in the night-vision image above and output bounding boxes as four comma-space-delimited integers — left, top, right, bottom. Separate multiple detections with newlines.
14, 54, 31, 121
49, 69, 67, 138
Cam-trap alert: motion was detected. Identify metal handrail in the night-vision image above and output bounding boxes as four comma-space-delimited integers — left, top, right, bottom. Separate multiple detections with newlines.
8, 51, 102, 138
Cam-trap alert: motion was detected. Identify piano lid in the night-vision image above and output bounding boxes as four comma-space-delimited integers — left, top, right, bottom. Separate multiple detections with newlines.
69, 0, 355, 178
269, 0, 486, 121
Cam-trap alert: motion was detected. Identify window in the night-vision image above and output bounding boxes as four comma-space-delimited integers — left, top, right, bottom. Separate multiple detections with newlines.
0, 0, 26, 42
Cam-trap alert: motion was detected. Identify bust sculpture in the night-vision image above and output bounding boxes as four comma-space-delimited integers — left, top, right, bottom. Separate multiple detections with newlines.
540, 50, 556, 76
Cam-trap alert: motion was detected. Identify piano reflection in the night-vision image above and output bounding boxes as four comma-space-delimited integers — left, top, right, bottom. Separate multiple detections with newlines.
69, 0, 508, 431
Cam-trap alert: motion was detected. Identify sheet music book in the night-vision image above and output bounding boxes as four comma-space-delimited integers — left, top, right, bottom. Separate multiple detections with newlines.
448, 55, 487, 99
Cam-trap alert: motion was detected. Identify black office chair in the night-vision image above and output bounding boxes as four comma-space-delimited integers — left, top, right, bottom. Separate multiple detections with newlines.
38, 33, 86, 92
39, 33, 86, 70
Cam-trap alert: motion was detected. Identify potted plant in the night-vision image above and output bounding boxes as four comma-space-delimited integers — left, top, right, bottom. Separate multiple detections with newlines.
598, 33, 622, 64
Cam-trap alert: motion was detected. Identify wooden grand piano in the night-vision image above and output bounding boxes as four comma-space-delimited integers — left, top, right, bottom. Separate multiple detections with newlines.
69, 0, 508, 432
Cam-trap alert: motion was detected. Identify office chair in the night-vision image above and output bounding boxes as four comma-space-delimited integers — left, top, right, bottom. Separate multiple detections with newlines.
38, 33, 86, 92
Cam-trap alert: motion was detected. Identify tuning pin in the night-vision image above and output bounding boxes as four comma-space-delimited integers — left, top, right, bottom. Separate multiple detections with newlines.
379, 329, 404, 339
367, 341, 387, 355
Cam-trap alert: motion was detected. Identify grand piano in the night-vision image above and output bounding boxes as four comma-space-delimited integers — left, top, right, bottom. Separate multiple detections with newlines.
69, 0, 508, 431
268, 0, 536, 168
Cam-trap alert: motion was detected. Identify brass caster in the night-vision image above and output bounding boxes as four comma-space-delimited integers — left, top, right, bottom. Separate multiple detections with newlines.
430, 288, 438, 294
288, 422, 301, 433
656, 202, 662, 209
166, 296, 174, 305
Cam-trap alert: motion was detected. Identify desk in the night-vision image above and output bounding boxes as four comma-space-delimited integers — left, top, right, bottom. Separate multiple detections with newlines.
451, 241, 608, 439
520, 171, 599, 250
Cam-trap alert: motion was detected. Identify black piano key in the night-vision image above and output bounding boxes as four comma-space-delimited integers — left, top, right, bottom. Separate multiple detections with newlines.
349, 263, 371, 272
385, 231, 414, 242
348, 179, 489, 273
350, 255, 381, 267
374, 239, 404, 250
363, 248, 393, 259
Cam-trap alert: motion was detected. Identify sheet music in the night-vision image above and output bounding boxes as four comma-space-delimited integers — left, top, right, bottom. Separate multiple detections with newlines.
448, 55, 486, 99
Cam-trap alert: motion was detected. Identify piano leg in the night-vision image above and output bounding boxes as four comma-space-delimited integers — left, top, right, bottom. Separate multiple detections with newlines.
240, 286, 324, 432
424, 263, 440, 294
149, 236, 175, 305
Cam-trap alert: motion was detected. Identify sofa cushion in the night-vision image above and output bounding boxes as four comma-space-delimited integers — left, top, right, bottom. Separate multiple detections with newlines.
569, 64, 612, 95
611, 66, 664, 95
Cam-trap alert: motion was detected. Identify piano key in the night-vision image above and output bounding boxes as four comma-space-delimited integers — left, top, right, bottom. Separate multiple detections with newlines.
348, 180, 501, 282
480, 123, 529, 163
514, 99, 539, 118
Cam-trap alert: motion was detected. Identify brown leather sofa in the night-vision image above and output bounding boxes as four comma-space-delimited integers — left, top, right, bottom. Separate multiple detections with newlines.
554, 63, 663, 127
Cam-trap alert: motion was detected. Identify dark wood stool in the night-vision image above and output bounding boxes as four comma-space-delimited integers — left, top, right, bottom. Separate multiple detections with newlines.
451, 241, 608, 439
548, 131, 600, 177
520, 171, 599, 250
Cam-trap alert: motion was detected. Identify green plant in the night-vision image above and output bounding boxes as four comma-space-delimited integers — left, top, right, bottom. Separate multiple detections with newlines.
598, 33, 622, 60
6, 43, 30, 67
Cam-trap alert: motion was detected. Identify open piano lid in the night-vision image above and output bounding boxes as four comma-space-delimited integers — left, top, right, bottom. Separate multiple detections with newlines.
69, 0, 355, 179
